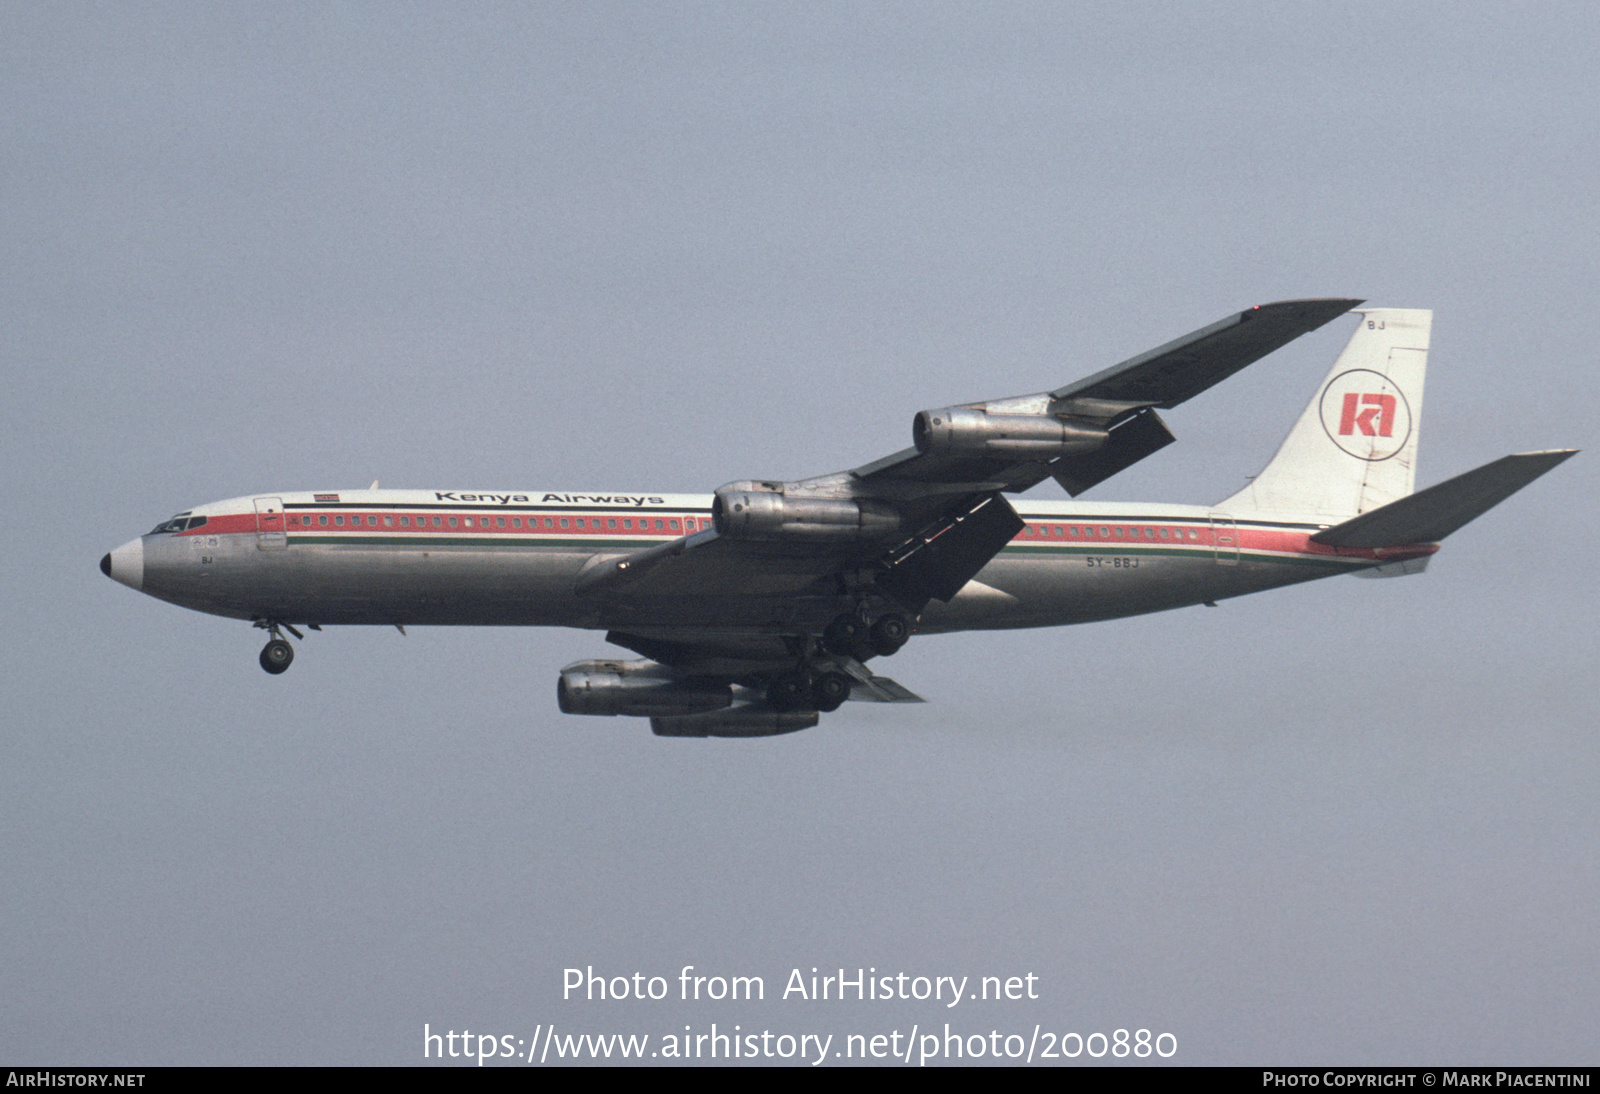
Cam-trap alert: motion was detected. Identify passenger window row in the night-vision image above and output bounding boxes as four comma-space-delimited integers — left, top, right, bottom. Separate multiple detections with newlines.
1019, 523, 1201, 541
289, 512, 711, 533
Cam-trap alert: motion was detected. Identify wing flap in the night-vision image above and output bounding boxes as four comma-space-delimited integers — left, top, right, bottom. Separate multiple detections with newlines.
1050, 406, 1176, 496
1310, 450, 1577, 548
876, 493, 1025, 613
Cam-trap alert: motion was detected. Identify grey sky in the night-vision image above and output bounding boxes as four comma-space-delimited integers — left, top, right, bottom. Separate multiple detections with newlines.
3, 2, 1596, 1065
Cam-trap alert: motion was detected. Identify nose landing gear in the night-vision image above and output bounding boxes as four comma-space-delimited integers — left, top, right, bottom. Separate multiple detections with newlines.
253, 620, 304, 675
260, 638, 294, 674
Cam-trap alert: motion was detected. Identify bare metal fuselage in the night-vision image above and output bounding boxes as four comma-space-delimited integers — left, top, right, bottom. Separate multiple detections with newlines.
126, 490, 1390, 638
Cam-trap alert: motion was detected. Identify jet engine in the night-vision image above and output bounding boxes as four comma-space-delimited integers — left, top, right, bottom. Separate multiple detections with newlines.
713, 482, 899, 541
913, 407, 1108, 459
557, 659, 732, 717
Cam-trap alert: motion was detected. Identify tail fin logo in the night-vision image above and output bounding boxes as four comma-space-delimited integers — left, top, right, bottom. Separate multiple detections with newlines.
1338, 393, 1396, 437
1319, 369, 1412, 461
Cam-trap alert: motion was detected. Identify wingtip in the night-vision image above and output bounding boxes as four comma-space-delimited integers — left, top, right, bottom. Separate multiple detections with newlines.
1249, 297, 1365, 312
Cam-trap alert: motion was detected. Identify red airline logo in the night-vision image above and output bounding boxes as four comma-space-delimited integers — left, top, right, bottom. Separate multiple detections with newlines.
1338, 393, 1397, 437
1318, 369, 1412, 461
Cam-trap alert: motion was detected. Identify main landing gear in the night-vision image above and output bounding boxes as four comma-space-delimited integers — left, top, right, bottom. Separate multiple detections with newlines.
821, 608, 911, 660
765, 606, 914, 713
254, 620, 305, 675
767, 667, 855, 713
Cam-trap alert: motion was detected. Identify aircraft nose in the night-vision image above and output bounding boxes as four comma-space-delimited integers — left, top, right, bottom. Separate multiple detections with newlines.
103, 538, 144, 590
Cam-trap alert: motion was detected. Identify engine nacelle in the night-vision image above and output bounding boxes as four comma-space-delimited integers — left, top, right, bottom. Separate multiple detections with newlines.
558, 660, 732, 717
712, 483, 899, 541
913, 407, 1108, 459
651, 706, 820, 738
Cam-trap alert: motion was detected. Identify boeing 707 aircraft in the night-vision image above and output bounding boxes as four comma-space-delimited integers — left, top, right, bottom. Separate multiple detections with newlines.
102, 301, 1574, 736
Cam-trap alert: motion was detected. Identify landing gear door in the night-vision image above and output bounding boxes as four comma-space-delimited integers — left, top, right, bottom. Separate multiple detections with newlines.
1209, 512, 1239, 566
254, 497, 287, 551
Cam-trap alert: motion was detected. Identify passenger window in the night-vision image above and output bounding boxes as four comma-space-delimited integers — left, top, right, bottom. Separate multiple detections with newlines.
449, 517, 458, 528
335, 515, 345, 526
669, 519, 680, 530
368, 515, 377, 526
560, 518, 569, 529
497, 516, 506, 528
1099, 527, 1109, 537
654, 519, 664, 530
623, 518, 632, 529
608, 519, 617, 529
1159, 528, 1169, 538
511, 517, 520, 528
383, 515, 393, 527
544, 517, 554, 528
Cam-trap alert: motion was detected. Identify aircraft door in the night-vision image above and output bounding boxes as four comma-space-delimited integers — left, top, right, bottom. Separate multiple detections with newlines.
1208, 512, 1239, 565
254, 497, 287, 551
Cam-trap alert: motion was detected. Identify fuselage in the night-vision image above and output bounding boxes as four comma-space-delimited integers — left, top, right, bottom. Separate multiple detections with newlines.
104, 488, 1429, 635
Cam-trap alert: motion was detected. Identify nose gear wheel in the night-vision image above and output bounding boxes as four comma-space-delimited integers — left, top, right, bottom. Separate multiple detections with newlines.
259, 638, 294, 674
253, 619, 303, 675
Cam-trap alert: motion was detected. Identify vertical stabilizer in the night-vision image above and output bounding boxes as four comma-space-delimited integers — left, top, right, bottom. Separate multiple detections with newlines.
1221, 308, 1431, 520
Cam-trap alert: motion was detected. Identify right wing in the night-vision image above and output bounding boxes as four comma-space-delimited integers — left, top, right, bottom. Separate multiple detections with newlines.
855, 297, 1363, 502
579, 299, 1362, 620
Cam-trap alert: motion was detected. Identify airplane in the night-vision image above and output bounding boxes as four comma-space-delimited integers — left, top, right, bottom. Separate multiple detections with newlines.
101, 300, 1574, 737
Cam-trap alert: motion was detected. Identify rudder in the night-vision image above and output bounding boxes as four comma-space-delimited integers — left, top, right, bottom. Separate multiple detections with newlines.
1222, 308, 1431, 520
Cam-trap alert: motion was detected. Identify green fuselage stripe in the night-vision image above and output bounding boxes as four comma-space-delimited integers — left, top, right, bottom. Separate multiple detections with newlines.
1001, 542, 1364, 569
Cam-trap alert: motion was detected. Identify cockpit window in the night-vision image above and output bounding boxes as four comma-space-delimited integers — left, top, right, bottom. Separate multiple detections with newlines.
148, 513, 208, 534
150, 513, 191, 534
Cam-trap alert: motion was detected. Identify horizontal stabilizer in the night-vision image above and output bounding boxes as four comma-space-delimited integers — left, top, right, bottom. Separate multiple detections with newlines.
1311, 450, 1577, 548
